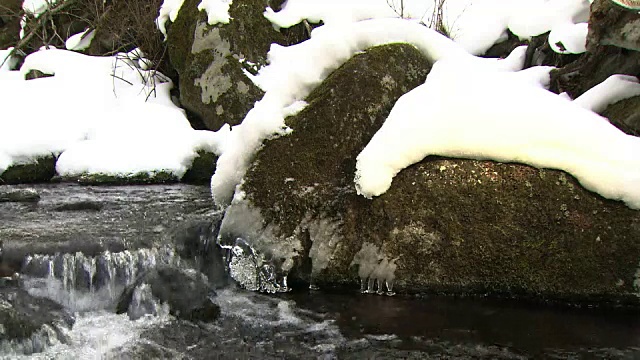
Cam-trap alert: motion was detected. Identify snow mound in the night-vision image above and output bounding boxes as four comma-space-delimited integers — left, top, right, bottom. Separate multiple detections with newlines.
355, 52, 640, 209
0, 47, 227, 179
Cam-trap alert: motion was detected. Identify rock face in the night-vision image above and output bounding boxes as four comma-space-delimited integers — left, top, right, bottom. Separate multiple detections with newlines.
167, 0, 288, 131
218, 43, 433, 291
0, 283, 74, 355
587, 0, 640, 52
219, 43, 640, 304
116, 265, 220, 322
551, 0, 640, 97
601, 95, 640, 136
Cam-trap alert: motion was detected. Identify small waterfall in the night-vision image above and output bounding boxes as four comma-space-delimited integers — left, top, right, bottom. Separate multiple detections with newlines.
21, 246, 182, 312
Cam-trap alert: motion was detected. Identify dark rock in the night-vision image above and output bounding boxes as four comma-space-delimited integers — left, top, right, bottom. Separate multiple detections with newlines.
550, 45, 640, 97
0, 188, 40, 203
601, 95, 640, 136
221, 43, 640, 304
172, 215, 228, 289
53, 200, 103, 212
166, 0, 290, 131
522, 32, 581, 70
483, 30, 525, 59
587, 0, 640, 52
0, 156, 56, 184
0, 283, 74, 355
182, 150, 218, 184
219, 43, 433, 289
24, 69, 53, 80
116, 265, 220, 322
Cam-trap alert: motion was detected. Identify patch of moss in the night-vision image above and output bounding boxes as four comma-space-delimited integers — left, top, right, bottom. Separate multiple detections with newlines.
0, 156, 56, 184
182, 150, 217, 184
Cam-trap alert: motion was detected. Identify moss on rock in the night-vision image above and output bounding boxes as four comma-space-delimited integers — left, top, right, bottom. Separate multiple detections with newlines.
0, 156, 56, 184
235, 42, 640, 305
182, 150, 217, 184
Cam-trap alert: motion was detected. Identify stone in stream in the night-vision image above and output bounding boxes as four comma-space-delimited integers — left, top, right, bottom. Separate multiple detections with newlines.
0, 282, 74, 356
0, 188, 40, 203
172, 214, 229, 289
116, 265, 220, 322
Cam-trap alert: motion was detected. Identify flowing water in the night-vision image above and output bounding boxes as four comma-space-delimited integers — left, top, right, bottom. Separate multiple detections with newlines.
0, 184, 639, 359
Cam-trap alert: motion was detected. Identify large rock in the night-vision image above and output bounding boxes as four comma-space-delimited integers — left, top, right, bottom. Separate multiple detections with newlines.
116, 265, 220, 322
218, 43, 433, 291
219, 44, 640, 304
167, 0, 289, 131
0, 283, 74, 356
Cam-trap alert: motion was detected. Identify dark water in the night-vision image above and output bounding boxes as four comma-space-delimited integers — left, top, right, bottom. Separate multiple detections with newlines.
1, 183, 639, 359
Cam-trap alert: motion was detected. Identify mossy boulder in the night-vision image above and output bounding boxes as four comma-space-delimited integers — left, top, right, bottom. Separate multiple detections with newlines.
166, 0, 290, 131
220, 43, 640, 305
0, 156, 56, 184
218, 43, 432, 288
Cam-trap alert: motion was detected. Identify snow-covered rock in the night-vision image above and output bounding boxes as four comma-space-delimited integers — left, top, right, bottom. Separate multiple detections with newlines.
222, 44, 640, 303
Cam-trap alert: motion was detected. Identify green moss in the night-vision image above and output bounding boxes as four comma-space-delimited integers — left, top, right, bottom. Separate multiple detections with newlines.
0, 156, 56, 184
182, 150, 217, 184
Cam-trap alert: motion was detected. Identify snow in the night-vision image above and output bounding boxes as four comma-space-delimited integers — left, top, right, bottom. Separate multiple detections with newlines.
354, 48, 640, 209
65, 29, 96, 51
156, 0, 186, 38
157, 0, 233, 38
22, 0, 62, 17
0, 47, 227, 179
0, 48, 17, 71
264, 0, 590, 56
572, 75, 640, 113
198, 0, 233, 25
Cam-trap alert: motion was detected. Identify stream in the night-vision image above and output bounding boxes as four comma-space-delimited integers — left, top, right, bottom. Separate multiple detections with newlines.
0, 183, 638, 359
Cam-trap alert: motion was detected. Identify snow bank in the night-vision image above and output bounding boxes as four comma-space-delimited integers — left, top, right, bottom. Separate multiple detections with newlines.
0, 48, 227, 179
263, 0, 590, 56
355, 50, 640, 209
198, 0, 233, 25
210, 18, 467, 206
